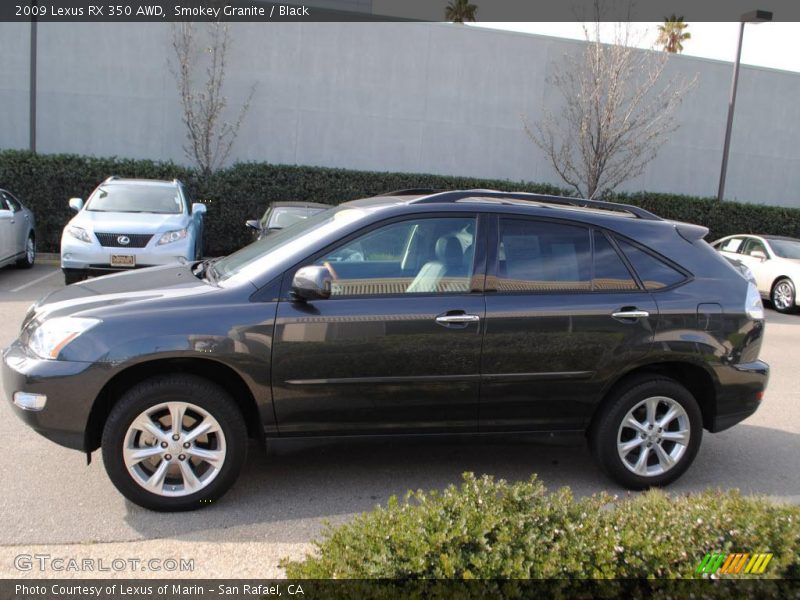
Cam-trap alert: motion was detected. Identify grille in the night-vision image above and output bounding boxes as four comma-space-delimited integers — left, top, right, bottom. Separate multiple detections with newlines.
95, 232, 153, 248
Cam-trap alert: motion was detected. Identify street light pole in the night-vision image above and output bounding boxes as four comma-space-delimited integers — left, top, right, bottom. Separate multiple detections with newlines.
717, 10, 772, 202
717, 23, 745, 202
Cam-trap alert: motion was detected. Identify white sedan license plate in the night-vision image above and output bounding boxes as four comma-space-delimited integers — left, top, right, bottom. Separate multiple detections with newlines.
110, 254, 136, 268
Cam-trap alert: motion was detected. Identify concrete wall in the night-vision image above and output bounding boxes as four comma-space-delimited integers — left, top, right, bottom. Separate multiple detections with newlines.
1, 21, 799, 206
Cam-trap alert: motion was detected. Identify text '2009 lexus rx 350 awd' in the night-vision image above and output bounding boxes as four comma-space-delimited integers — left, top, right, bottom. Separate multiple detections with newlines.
3, 190, 768, 511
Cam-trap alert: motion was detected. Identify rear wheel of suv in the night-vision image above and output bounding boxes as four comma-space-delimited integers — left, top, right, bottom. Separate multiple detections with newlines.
102, 374, 247, 512
590, 376, 702, 490
771, 277, 796, 314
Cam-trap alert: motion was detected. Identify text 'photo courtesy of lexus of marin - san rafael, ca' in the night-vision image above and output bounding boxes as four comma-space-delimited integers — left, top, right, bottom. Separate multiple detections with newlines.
60, 177, 207, 284
2, 190, 768, 511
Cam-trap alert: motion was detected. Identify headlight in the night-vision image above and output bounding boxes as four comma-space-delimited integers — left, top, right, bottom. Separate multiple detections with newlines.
745, 282, 764, 321
67, 226, 91, 243
28, 317, 101, 360
157, 228, 188, 245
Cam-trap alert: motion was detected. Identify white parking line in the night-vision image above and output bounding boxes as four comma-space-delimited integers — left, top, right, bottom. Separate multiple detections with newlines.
9, 269, 59, 293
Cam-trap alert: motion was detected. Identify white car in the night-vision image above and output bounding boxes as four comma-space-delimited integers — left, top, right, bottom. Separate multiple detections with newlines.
61, 177, 206, 285
712, 234, 800, 313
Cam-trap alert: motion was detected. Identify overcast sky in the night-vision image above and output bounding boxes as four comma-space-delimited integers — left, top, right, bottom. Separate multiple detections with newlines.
471, 22, 800, 73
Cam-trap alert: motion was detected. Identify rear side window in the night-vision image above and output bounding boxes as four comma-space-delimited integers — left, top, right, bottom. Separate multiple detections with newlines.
616, 239, 687, 290
593, 231, 637, 291
497, 219, 591, 292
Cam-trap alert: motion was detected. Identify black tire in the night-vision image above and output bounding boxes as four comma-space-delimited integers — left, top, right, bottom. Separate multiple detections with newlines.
771, 277, 796, 314
102, 374, 247, 512
589, 376, 702, 490
16, 235, 35, 269
63, 269, 86, 285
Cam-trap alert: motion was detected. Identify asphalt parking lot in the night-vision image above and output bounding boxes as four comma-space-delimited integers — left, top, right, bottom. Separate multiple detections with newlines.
0, 264, 798, 578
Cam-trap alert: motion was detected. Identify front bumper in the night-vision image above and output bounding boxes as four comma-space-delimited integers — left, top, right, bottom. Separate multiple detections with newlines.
1, 341, 106, 451
61, 235, 194, 271
709, 360, 769, 432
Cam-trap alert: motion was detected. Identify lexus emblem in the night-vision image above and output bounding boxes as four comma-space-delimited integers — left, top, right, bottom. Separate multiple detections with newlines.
117, 235, 130, 246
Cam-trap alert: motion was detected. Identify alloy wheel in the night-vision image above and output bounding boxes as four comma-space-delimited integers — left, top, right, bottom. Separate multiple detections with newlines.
123, 401, 226, 497
616, 396, 690, 477
26, 237, 35, 264
773, 281, 794, 311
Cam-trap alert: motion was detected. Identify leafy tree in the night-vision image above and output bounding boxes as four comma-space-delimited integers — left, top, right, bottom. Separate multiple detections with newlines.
657, 15, 692, 53
445, 0, 477, 23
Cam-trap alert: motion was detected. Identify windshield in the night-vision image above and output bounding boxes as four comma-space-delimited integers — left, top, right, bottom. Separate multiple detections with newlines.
768, 239, 800, 259
86, 184, 184, 214
215, 206, 365, 283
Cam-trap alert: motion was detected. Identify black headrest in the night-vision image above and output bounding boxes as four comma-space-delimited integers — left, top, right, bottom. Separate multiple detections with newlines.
435, 235, 463, 266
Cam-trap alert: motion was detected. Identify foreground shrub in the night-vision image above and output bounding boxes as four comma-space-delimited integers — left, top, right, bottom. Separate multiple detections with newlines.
282, 473, 800, 579
4, 150, 800, 256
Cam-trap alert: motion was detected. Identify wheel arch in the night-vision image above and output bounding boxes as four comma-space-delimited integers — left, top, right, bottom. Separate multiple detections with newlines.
84, 357, 263, 452
590, 361, 718, 434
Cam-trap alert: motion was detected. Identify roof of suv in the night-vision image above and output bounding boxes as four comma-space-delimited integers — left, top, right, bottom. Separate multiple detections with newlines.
349, 188, 661, 221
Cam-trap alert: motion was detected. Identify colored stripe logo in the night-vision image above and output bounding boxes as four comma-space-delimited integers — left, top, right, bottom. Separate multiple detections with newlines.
696, 552, 773, 574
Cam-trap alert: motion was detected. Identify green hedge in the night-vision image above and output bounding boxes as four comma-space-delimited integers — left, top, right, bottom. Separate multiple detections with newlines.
282, 473, 800, 579
2, 150, 800, 257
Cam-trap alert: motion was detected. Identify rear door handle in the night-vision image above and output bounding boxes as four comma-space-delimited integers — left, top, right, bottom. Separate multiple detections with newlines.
611, 309, 650, 320
435, 313, 481, 325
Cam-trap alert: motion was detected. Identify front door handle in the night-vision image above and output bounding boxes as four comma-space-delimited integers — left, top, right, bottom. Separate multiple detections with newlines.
435, 313, 481, 325
611, 309, 650, 320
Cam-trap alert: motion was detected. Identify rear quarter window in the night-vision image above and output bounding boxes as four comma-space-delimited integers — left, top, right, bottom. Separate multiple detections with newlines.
616, 239, 687, 290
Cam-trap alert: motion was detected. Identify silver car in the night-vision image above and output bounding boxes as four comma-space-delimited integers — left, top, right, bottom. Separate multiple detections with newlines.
61, 177, 206, 285
0, 189, 36, 270
713, 233, 800, 314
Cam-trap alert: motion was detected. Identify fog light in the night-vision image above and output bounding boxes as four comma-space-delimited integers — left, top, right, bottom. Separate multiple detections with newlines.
13, 392, 47, 411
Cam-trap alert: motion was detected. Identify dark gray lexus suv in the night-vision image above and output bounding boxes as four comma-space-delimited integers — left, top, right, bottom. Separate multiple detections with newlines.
2, 190, 768, 511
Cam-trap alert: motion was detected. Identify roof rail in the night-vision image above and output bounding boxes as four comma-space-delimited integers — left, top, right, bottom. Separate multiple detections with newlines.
411, 189, 661, 221
103, 175, 120, 183
382, 188, 444, 196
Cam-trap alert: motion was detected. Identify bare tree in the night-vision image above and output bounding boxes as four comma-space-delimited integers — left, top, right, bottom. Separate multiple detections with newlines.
171, 22, 255, 177
524, 15, 695, 198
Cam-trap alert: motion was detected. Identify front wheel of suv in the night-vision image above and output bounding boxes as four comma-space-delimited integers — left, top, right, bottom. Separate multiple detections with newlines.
590, 376, 702, 490
102, 374, 247, 511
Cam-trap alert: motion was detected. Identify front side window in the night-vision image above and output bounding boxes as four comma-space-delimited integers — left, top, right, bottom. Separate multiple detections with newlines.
496, 219, 591, 292
316, 217, 476, 296
86, 184, 184, 214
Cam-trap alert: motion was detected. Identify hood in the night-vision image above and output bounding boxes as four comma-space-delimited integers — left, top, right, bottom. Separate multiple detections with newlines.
27, 265, 215, 324
71, 210, 188, 233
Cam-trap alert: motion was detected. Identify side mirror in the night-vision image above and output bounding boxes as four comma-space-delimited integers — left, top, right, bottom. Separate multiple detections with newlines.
751, 250, 767, 261
68, 198, 84, 212
192, 203, 207, 215
291, 266, 332, 301
0, 209, 12, 219
245, 219, 261, 231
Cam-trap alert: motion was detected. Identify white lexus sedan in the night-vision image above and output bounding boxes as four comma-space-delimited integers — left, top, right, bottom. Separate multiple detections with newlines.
712, 234, 800, 313
61, 177, 206, 285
